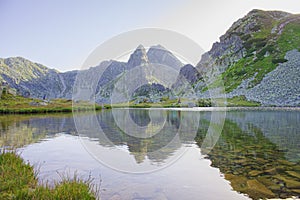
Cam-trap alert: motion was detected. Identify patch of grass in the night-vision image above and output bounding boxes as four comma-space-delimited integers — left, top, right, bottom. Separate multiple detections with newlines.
195, 96, 260, 107
277, 22, 300, 53
0, 151, 97, 200
0, 151, 37, 199
103, 104, 112, 109
129, 102, 182, 108
251, 10, 279, 39
248, 56, 277, 87
111, 96, 259, 108
111, 98, 183, 108
226, 95, 261, 107
0, 93, 103, 114
221, 58, 252, 92
129, 103, 152, 108
197, 99, 212, 107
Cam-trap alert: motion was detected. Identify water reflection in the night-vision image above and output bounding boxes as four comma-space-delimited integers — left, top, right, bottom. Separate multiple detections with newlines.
0, 114, 75, 148
77, 109, 200, 172
0, 109, 299, 199
196, 111, 300, 200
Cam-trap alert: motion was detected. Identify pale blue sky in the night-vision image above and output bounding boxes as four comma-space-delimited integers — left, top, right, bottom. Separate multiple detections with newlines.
1, 0, 300, 71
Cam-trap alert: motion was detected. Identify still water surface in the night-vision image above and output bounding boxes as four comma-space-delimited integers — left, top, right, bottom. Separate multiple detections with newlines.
0, 108, 299, 200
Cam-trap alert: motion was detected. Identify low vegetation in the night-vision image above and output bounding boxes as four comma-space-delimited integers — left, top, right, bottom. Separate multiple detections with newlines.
0, 151, 97, 199
111, 98, 182, 108
196, 99, 212, 107
109, 96, 261, 108
226, 95, 261, 107
0, 92, 102, 114
0, 88, 262, 112
196, 96, 260, 107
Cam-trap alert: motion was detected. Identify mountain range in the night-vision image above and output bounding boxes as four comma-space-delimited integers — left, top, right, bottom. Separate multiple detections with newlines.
1, 9, 300, 106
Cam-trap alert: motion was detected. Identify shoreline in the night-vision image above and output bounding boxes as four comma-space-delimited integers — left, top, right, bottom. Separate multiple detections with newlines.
1, 105, 299, 115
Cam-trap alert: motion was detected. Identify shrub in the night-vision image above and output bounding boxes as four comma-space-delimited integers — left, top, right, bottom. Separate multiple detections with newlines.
271, 58, 288, 64
197, 99, 212, 107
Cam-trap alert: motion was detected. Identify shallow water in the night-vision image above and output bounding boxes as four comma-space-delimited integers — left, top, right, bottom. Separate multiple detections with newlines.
0, 108, 299, 199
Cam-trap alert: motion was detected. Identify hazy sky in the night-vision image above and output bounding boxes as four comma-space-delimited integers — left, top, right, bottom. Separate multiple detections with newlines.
1, 0, 300, 71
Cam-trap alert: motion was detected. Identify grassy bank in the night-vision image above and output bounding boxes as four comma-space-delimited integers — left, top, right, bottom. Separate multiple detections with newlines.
0, 92, 261, 114
197, 96, 261, 107
102, 96, 261, 108
0, 93, 102, 114
110, 98, 182, 108
0, 151, 97, 199
226, 96, 261, 107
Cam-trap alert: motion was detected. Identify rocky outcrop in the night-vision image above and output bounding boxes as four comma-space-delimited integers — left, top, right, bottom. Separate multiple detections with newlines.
172, 64, 202, 92
178, 64, 202, 84
127, 45, 149, 70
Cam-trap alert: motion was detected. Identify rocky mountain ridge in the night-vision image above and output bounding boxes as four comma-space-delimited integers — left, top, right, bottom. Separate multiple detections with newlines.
194, 9, 300, 106
1, 9, 300, 106
0, 45, 185, 103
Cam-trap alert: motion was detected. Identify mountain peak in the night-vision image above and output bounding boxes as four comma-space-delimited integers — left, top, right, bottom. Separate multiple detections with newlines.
127, 44, 149, 69
136, 44, 146, 50
147, 45, 183, 70
248, 9, 291, 15
149, 44, 166, 50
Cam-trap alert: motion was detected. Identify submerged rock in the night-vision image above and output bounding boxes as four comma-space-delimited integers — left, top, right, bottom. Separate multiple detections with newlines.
274, 175, 300, 189
248, 170, 263, 177
286, 171, 300, 179
246, 179, 275, 199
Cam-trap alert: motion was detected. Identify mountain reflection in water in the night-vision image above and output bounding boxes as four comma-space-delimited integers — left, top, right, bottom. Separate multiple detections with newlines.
0, 108, 299, 199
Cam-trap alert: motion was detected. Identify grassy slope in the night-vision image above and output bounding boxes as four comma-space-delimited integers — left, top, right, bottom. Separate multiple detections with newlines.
0, 151, 96, 199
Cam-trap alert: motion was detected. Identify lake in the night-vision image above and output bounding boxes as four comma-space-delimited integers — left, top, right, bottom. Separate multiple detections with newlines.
0, 108, 299, 200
